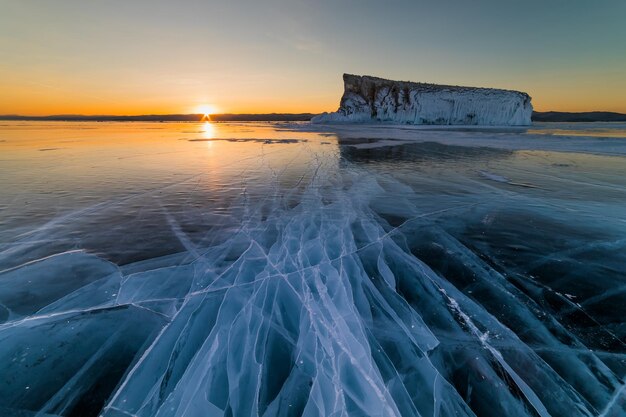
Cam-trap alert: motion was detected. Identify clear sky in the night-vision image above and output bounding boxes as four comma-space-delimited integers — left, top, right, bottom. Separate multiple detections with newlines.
1, 0, 625, 115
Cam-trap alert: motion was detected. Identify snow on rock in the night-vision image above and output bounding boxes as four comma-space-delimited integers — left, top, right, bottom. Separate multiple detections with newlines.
312, 74, 533, 126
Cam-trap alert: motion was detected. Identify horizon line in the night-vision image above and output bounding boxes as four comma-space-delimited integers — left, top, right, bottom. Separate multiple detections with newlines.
2, 110, 626, 119
1, 111, 626, 124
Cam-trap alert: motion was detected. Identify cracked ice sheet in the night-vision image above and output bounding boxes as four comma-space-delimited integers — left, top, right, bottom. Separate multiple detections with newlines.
0, 121, 625, 417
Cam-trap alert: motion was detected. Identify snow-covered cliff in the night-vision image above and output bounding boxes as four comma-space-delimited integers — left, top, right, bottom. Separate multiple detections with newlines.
312, 74, 533, 126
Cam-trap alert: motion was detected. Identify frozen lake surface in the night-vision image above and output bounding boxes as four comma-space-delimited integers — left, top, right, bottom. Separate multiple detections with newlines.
0, 121, 625, 417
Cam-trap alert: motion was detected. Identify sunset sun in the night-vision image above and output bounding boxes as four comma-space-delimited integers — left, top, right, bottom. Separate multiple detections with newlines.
195, 104, 218, 119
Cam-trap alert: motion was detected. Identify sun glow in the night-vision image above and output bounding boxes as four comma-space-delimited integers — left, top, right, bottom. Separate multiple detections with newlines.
195, 104, 218, 120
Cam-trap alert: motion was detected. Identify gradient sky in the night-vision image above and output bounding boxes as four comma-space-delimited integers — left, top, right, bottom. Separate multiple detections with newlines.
1, 0, 625, 115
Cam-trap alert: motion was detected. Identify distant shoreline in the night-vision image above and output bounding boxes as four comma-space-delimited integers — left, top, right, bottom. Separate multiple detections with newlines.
0, 113, 317, 122
1, 111, 625, 123
531, 111, 626, 122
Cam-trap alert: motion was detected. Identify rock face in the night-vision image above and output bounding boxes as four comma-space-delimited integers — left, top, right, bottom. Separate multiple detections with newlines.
312, 74, 533, 126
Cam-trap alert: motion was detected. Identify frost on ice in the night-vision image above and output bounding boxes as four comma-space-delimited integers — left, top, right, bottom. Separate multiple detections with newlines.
312, 74, 533, 126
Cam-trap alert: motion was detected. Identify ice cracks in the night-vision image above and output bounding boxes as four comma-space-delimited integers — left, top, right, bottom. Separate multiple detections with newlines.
0, 159, 624, 417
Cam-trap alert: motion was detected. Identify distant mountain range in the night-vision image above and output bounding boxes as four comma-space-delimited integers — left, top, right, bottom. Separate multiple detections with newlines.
531, 111, 626, 122
0, 113, 316, 122
1, 111, 625, 123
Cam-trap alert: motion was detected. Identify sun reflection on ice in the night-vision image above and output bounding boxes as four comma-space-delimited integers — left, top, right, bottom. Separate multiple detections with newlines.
201, 122, 215, 143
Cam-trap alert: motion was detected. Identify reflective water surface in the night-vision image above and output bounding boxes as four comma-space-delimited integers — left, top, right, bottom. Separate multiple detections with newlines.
0, 121, 625, 417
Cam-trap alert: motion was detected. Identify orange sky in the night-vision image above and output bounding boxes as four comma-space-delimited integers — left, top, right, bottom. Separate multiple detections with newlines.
1, 1, 625, 116
2, 73, 626, 116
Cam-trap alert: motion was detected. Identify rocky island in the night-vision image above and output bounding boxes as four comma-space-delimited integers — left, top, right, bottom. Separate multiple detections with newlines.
312, 74, 533, 126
